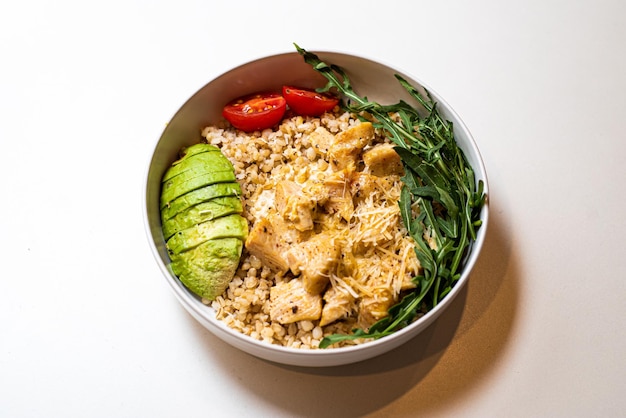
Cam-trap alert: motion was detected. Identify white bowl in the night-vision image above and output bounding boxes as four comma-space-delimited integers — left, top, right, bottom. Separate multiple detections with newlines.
143, 50, 489, 367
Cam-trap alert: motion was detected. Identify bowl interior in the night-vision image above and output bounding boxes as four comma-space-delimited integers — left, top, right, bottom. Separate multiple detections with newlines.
144, 51, 489, 367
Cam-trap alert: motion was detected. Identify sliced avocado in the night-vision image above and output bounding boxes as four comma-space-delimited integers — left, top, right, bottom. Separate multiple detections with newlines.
160, 170, 237, 208
170, 237, 243, 300
162, 149, 234, 182
166, 213, 248, 255
171, 143, 221, 165
160, 143, 246, 300
162, 196, 244, 240
161, 182, 242, 221
163, 159, 234, 184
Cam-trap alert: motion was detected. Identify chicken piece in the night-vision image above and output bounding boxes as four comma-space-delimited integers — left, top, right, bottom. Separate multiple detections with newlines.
321, 168, 354, 221
270, 279, 322, 324
358, 277, 396, 329
245, 210, 312, 273
320, 286, 356, 326
270, 212, 310, 245
244, 216, 289, 273
336, 246, 359, 279
308, 126, 334, 157
358, 285, 395, 330
350, 172, 396, 205
328, 122, 375, 170
285, 233, 342, 294
362, 143, 404, 177
275, 180, 315, 231
300, 180, 328, 209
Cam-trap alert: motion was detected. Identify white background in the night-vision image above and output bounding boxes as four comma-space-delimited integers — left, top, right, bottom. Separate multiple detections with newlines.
2, 0, 625, 417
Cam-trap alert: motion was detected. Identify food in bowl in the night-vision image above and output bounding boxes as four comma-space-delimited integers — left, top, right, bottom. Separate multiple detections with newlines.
203, 111, 420, 349
156, 46, 486, 350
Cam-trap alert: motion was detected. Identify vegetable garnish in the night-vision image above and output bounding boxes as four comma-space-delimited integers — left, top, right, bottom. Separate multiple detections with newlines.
294, 45, 486, 348
222, 92, 287, 132
282, 85, 339, 116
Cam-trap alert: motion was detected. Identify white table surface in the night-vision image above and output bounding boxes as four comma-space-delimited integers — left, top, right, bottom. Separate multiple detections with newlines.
2, 1, 625, 416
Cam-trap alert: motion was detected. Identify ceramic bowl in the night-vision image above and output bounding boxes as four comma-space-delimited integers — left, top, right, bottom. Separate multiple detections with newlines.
143, 50, 489, 367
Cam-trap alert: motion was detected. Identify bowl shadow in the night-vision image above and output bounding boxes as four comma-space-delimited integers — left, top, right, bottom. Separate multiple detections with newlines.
184, 197, 518, 417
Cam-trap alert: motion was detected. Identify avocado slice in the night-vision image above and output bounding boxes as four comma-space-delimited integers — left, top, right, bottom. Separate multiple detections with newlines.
170, 237, 243, 300
161, 196, 244, 240
171, 143, 221, 164
166, 213, 248, 255
162, 149, 234, 182
160, 182, 242, 221
160, 170, 237, 208
163, 159, 234, 184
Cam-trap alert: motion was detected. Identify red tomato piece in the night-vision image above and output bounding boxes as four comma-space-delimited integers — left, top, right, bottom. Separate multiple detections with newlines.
222, 92, 287, 132
282, 86, 339, 117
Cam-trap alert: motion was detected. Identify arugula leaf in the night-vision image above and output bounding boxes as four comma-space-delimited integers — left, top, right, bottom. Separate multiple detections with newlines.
294, 45, 485, 348
399, 185, 413, 235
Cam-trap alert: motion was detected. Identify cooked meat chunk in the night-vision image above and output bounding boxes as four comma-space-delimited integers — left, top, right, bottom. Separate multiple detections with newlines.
358, 284, 395, 330
245, 210, 312, 273
275, 180, 315, 231
270, 279, 322, 324
320, 286, 355, 326
270, 212, 310, 245
328, 122, 375, 170
244, 217, 289, 273
285, 233, 342, 294
362, 143, 404, 177
321, 168, 354, 221
350, 172, 395, 204
336, 246, 358, 279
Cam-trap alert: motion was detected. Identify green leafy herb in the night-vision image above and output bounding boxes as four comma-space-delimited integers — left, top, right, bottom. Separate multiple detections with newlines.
294, 45, 486, 349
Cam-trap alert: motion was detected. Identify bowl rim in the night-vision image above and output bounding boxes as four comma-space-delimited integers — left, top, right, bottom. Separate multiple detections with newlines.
142, 48, 489, 366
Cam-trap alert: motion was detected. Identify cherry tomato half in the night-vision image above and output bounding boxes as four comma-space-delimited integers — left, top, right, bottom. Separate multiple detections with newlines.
222, 92, 287, 132
282, 86, 339, 117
